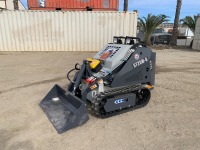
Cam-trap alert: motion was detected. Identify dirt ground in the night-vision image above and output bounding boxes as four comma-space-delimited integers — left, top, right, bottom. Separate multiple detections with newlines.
0, 49, 200, 150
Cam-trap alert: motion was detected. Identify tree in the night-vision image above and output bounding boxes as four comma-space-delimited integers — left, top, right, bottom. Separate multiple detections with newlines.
180, 15, 198, 34
123, 0, 128, 11
13, 0, 19, 10
170, 0, 182, 46
138, 14, 169, 46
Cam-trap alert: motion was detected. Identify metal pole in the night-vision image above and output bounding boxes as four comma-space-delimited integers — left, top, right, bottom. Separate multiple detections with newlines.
5, 0, 7, 9
123, 0, 128, 11
185, 28, 189, 46
19, 0, 27, 10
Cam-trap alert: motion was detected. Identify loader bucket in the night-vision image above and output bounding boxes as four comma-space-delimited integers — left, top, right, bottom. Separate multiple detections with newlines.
40, 84, 89, 134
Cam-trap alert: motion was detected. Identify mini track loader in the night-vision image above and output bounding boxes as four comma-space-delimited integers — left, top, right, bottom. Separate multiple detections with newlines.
40, 36, 156, 134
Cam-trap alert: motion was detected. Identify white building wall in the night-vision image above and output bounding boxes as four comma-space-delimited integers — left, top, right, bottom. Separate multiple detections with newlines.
0, 0, 25, 10
0, 1, 6, 8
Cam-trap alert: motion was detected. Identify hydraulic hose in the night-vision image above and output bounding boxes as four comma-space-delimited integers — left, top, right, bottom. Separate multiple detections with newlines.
67, 63, 81, 82
67, 68, 76, 82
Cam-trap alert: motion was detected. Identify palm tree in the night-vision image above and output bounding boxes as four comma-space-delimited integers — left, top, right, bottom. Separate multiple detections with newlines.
180, 15, 198, 34
123, 0, 128, 11
138, 14, 169, 46
170, 0, 182, 46
13, 0, 19, 10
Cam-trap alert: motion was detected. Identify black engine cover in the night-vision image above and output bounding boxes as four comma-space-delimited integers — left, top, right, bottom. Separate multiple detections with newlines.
111, 47, 156, 87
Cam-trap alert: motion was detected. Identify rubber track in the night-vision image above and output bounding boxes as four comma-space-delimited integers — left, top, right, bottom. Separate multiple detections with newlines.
91, 84, 150, 118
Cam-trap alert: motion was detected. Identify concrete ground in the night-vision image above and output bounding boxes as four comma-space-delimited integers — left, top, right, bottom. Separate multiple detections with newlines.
0, 49, 200, 150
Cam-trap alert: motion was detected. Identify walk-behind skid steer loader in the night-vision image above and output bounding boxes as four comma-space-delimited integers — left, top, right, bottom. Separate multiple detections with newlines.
40, 36, 156, 134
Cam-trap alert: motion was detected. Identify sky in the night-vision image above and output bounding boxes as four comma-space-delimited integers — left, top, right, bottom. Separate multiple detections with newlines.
20, 0, 200, 23
118, 0, 200, 22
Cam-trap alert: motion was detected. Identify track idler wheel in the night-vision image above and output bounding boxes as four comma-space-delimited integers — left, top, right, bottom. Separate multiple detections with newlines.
136, 88, 151, 106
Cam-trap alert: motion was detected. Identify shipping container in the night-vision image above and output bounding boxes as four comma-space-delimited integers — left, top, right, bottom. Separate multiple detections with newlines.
0, 10, 137, 51
28, 0, 118, 11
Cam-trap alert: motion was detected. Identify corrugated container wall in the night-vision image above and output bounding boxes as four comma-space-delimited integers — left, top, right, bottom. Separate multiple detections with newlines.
193, 17, 200, 51
0, 10, 137, 51
28, 0, 118, 11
